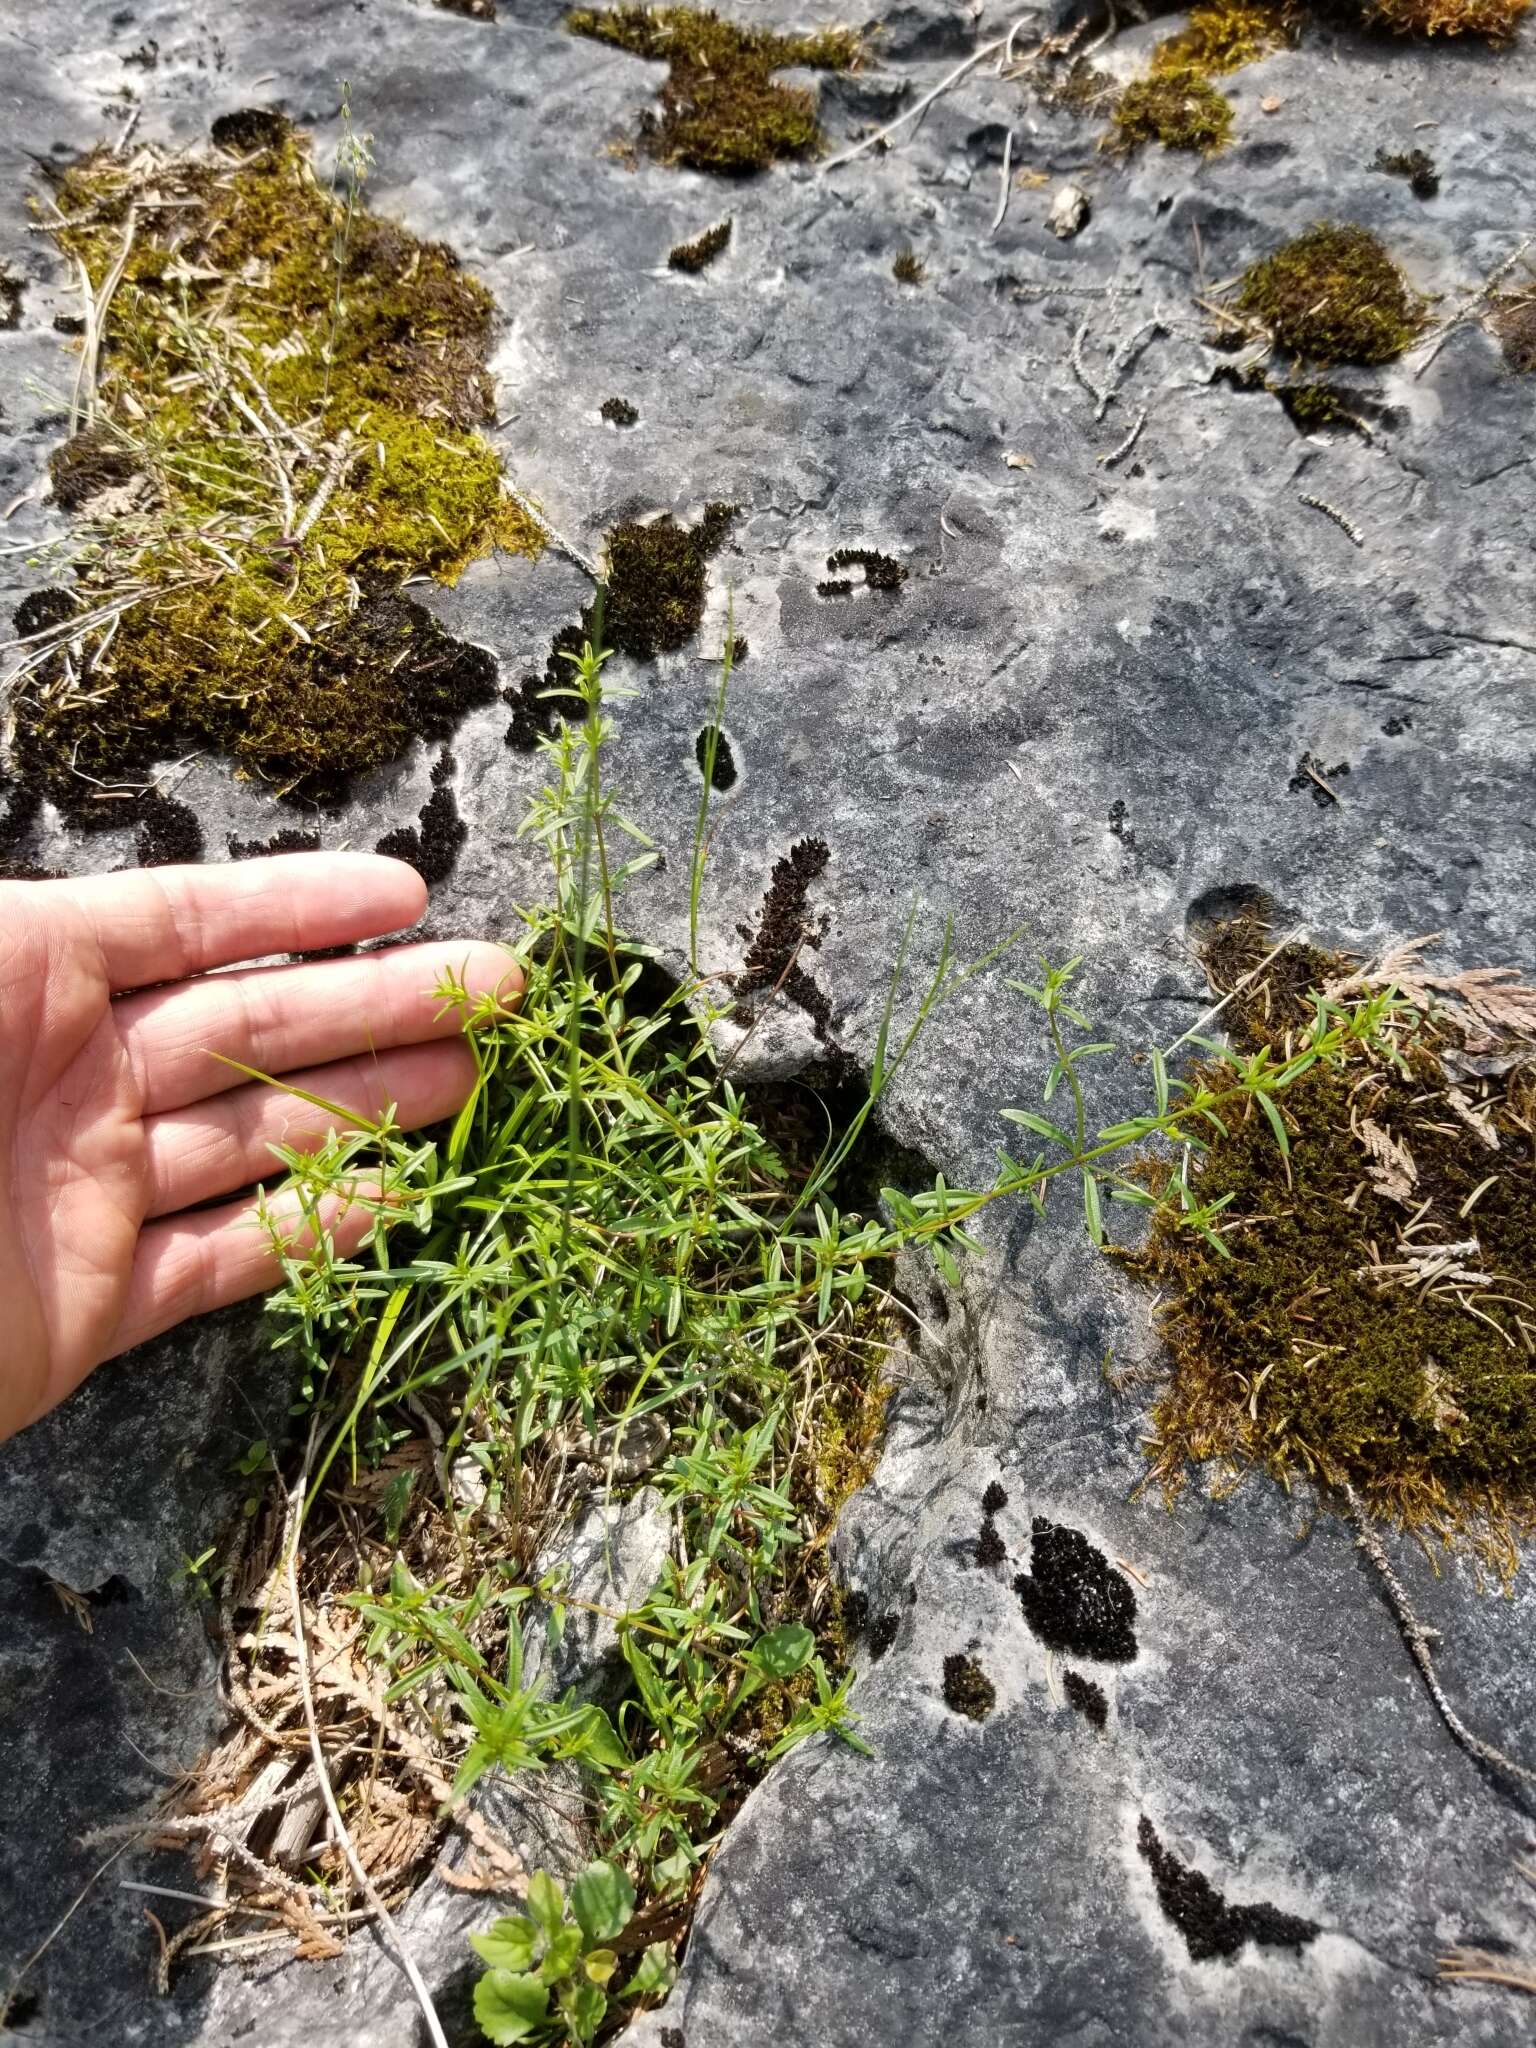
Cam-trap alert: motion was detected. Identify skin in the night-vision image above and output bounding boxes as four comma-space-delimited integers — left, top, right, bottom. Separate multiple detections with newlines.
0, 853, 519, 1444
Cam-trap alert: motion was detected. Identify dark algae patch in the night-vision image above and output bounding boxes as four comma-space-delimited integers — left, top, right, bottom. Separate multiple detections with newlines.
1236, 223, 1426, 364
10, 115, 538, 820
375, 748, 466, 886
566, 7, 861, 174
1137, 1817, 1318, 1962
942, 1652, 996, 1721
1014, 1518, 1138, 1662
1134, 914, 1536, 1561
669, 219, 732, 272
1063, 1670, 1108, 1730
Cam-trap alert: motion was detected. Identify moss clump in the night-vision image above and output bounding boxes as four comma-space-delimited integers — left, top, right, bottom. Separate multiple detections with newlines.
1063, 1669, 1108, 1730
1137, 1817, 1318, 1963
1358, 0, 1530, 37
668, 218, 732, 271
825, 546, 906, 592
566, 7, 860, 174
1151, 0, 1293, 74
1236, 222, 1426, 364
1111, 73, 1234, 153
1374, 144, 1440, 197
600, 395, 640, 425
892, 248, 925, 285
1134, 917, 1536, 1562
13, 117, 537, 814
1014, 1518, 1139, 1662
942, 1652, 996, 1721
602, 502, 737, 657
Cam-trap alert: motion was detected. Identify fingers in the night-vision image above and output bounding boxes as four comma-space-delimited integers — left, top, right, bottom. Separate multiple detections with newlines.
118, 938, 519, 1117
38, 854, 428, 993
114, 1179, 384, 1359
140, 1038, 479, 1218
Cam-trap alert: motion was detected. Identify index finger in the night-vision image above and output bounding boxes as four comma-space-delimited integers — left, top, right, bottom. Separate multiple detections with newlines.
34, 854, 429, 992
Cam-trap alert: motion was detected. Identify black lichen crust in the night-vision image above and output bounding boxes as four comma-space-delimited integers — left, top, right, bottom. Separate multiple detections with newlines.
228, 826, 323, 858
942, 1652, 996, 1721
1137, 1816, 1318, 1962
695, 725, 737, 791
1063, 1669, 1108, 1730
826, 547, 906, 592
1014, 1518, 1138, 1663
375, 748, 466, 886
868, 1611, 900, 1659
135, 794, 205, 868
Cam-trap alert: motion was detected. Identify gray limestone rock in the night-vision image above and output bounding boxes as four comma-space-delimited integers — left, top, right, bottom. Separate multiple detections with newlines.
3, 1, 1536, 2043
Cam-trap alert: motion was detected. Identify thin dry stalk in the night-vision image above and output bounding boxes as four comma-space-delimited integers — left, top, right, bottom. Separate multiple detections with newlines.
284, 1470, 450, 2048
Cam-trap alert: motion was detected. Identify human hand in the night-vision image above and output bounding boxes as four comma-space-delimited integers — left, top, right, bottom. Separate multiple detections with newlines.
0, 854, 518, 1444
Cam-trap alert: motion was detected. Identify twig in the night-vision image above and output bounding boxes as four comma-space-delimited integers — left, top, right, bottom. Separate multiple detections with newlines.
285, 1471, 451, 2048
1070, 318, 1112, 413
1078, 0, 1119, 65
1414, 235, 1533, 381
500, 479, 599, 581
1345, 1483, 1536, 1793
989, 130, 1014, 238
821, 14, 1042, 173
1298, 492, 1364, 548
75, 206, 137, 433
289, 430, 354, 544
1098, 405, 1146, 468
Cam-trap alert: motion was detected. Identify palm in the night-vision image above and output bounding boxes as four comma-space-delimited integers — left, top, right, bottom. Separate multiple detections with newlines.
0, 858, 514, 1442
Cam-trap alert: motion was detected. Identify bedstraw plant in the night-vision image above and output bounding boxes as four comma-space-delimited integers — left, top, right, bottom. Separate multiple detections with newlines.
237, 624, 1409, 2042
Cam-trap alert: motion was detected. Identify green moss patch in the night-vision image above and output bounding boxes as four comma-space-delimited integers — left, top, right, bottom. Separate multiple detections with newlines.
1236, 222, 1426, 364
1152, 0, 1294, 74
566, 7, 861, 174
1133, 917, 1536, 1564
11, 114, 539, 817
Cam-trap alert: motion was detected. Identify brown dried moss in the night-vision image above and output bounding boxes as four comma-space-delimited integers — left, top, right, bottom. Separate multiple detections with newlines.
1132, 916, 1536, 1563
